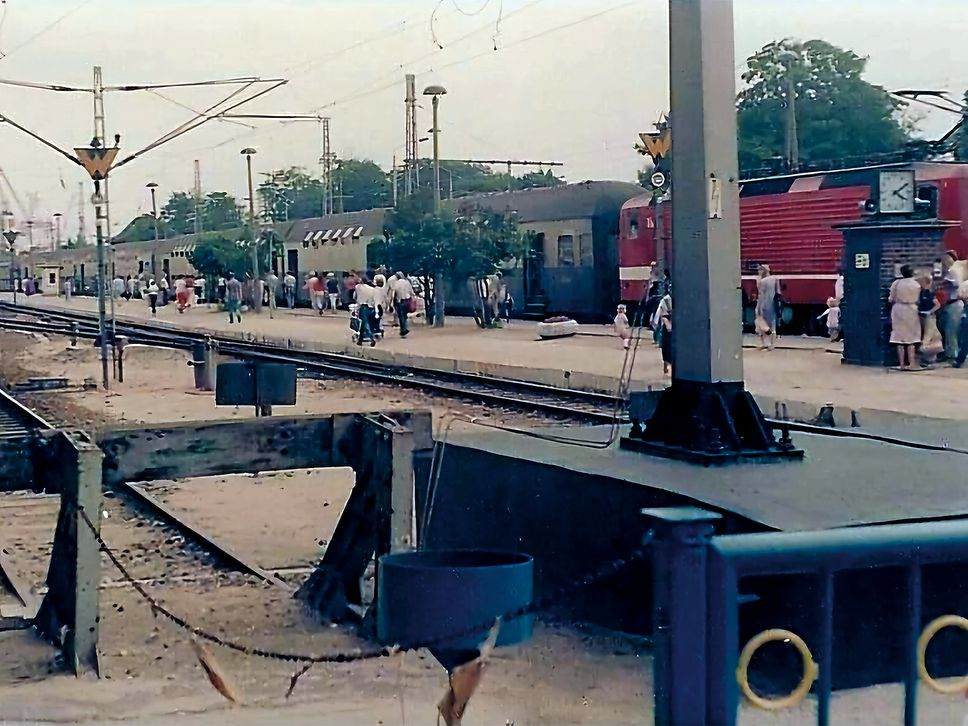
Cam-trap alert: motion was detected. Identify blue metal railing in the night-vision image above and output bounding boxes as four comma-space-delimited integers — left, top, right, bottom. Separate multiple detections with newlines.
646, 507, 968, 726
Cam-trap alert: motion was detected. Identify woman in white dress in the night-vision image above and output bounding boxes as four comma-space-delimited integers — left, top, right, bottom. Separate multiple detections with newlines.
889, 264, 922, 370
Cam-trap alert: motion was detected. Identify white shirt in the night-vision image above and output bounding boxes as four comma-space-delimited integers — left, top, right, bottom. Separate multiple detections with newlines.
834, 275, 844, 303
355, 282, 378, 307
175, 278, 187, 293
958, 280, 968, 302
393, 277, 414, 302
283, 274, 296, 288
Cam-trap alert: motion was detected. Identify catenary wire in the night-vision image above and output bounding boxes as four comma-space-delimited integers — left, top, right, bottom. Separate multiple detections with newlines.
0, 0, 96, 61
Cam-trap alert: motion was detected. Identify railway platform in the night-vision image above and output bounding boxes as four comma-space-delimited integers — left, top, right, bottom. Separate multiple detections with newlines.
4, 293, 967, 425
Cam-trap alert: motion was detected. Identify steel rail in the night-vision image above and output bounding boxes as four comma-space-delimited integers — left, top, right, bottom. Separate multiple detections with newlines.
0, 304, 626, 424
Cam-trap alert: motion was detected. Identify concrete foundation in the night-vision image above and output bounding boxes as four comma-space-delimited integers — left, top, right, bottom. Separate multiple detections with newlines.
418, 423, 968, 688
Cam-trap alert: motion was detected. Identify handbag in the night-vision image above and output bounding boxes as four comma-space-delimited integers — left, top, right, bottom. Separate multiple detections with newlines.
408, 297, 418, 313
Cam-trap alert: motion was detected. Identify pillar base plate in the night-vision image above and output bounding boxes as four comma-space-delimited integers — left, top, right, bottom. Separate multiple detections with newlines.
622, 380, 803, 466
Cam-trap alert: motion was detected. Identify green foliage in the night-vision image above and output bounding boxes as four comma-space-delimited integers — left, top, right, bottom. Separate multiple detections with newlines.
258, 167, 325, 221
202, 191, 243, 230
410, 160, 564, 198
737, 39, 910, 173
115, 214, 160, 243
371, 189, 527, 283
162, 191, 199, 236
335, 159, 391, 212
188, 233, 250, 280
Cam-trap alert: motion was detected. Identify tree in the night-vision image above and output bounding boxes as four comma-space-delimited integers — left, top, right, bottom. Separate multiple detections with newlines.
257, 167, 325, 221
518, 170, 565, 190
113, 213, 162, 243
202, 191, 243, 230
371, 190, 527, 327
189, 233, 249, 280
162, 191, 198, 236
737, 39, 910, 174
334, 159, 391, 212
188, 230, 276, 281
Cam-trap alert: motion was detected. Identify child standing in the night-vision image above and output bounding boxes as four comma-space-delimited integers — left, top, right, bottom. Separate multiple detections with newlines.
614, 304, 631, 350
818, 297, 841, 342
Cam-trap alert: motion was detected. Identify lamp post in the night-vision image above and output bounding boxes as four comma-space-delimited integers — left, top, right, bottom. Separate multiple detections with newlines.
3, 226, 19, 305
423, 85, 447, 328
74, 136, 120, 391
423, 85, 447, 213
52, 213, 62, 250
241, 147, 261, 312
146, 182, 160, 276
777, 48, 800, 172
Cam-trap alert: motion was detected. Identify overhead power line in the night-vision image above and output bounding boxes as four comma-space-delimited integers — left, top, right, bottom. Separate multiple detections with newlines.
0, 0, 96, 61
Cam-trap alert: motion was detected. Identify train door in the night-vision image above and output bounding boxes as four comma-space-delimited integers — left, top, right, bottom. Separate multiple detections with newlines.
162, 258, 170, 280
287, 249, 299, 276
523, 232, 546, 316
79, 263, 86, 291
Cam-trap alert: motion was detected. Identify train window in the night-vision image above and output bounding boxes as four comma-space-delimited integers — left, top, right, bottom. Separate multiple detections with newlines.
557, 235, 575, 267
629, 218, 639, 239
579, 234, 593, 267
48, 272, 56, 285
138, 261, 144, 274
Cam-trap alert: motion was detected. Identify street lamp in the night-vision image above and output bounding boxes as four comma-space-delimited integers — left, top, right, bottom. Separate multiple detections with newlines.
423, 85, 447, 213
74, 135, 120, 391
3, 226, 19, 305
240, 147, 261, 312
146, 182, 161, 241
777, 47, 800, 171
52, 212, 62, 250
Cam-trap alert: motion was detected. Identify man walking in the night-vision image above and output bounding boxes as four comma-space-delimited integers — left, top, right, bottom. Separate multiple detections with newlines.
225, 272, 243, 324
392, 271, 414, 338
355, 275, 379, 346
265, 270, 280, 319
283, 270, 296, 308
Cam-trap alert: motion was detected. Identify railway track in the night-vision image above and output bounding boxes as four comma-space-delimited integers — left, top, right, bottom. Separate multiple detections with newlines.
0, 302, 629, 424
0, 387, 52, 443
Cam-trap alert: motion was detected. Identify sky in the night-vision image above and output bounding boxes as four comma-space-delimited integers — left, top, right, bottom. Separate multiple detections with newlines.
0, 0, 965, 246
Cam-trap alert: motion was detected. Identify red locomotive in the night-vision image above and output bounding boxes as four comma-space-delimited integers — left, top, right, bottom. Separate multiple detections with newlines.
619, 162, 968, 331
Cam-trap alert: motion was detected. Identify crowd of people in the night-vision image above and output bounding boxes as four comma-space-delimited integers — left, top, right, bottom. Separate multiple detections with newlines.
251, 268, 419, 346
890, 250, 968, 370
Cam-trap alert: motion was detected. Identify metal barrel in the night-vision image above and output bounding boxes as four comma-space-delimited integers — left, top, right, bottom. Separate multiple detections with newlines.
377, 549, 534, 670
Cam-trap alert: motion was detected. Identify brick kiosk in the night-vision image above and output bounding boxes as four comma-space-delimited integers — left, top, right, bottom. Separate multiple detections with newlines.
837, 219, 956, 367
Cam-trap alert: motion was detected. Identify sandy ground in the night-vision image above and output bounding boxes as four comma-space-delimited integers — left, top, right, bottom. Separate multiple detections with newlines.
0, 329, 567, 435
9, 293, 968, 421
4, 314, 968, 723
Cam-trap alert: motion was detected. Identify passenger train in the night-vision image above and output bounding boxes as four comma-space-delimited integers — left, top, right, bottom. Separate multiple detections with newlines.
619, 162, 968, 331
4, 181, 644, 321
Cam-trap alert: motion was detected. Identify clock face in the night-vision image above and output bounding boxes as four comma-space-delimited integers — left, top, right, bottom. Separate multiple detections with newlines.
878, 170, 916, 214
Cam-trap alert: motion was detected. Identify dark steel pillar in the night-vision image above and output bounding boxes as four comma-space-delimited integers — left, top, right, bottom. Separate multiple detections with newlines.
622, 0, 801, 464
645, 507, 720, 725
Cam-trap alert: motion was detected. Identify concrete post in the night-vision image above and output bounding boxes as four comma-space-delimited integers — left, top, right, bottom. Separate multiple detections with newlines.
34, 432, 104, 676
644, 507, 720, 726
668, 0, 743, 384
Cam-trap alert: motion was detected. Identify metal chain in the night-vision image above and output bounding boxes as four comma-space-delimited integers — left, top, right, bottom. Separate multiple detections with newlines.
79, 506, 648, 665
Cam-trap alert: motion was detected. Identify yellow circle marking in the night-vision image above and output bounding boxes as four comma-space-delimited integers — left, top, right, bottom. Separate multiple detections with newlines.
737, 629, 818, 710
918, 615, 968, 695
